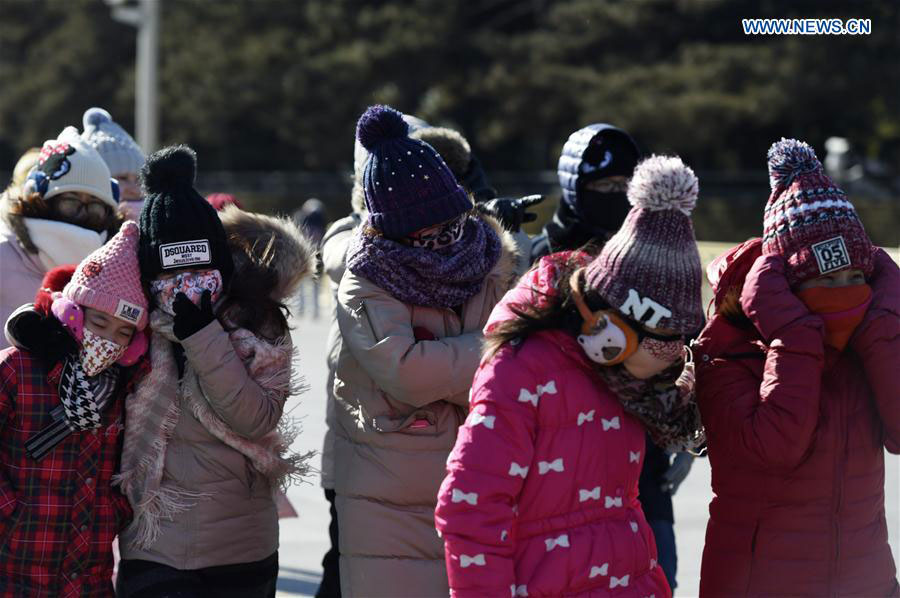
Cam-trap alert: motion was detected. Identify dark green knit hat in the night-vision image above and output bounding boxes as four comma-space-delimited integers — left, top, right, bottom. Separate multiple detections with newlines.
137, 145, 233, 285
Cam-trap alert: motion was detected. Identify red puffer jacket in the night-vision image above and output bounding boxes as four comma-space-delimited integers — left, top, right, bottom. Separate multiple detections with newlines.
693, 250, 900, 597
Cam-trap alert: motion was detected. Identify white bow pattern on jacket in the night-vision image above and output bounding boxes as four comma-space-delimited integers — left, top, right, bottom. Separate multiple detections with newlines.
508, 462, 529, 478
460, 553, 486, 568
545, 533, 569, 551
610, 575, 630, 589
517, 380, 557, 407
470, 412, 495, 430
577, 410, 595, 426
629, 450, 641, 463
579, 486, 601, 502
605, 496, 623, 508
538, 458, 564, 474
602, 416, 621, 431
589, 563, 609, 578
451, 488, 478, 506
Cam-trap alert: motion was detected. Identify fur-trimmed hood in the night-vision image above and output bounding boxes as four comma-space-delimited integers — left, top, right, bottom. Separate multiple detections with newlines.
218, 205, 315, 302
482, 213, 520, 289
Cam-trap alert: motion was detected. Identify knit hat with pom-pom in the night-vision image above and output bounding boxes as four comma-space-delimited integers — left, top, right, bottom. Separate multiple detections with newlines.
763, 138, 873, 285
81, 107, 146, 177
137, 145, 234, 285
356, 104, 472, 238
584, 155, 703, 334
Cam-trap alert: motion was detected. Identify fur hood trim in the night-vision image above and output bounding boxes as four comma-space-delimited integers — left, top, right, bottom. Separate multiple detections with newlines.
482, 214, 520, 288
218, 205, 315, 301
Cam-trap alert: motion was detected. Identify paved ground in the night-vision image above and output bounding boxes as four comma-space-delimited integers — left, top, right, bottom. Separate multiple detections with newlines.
277, 287, 900, 597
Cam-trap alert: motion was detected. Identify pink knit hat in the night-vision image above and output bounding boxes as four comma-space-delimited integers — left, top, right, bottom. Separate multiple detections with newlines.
584, 155, 703, 335
62, 220, 148, 330
763, 138, 873, 285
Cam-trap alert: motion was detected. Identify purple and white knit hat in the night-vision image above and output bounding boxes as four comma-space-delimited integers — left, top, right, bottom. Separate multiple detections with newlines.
584, 155, 703, 334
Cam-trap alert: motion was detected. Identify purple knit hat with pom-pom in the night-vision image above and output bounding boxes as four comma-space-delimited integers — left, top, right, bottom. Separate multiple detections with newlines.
356, 105, 472, 238
584, 155, 703, 335
763, 138, 873, 285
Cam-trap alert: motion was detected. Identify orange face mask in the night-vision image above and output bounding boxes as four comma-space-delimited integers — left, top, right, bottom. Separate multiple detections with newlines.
795, 284, 872, 351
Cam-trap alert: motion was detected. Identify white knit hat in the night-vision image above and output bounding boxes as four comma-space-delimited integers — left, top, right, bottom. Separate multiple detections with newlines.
30, 126, 117, 208
81, 107, 146, 177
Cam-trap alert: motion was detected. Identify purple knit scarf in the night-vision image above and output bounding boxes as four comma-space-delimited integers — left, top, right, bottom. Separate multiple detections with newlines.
346, 215, 501, 308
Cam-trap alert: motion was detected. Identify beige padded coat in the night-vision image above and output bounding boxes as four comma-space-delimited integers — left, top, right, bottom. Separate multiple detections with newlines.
333, 219, 522, 597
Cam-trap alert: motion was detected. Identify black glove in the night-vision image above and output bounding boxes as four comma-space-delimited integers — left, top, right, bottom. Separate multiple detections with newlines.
8, 309, 79, 367
173, 290, 216, 340
476, 195, 545, 232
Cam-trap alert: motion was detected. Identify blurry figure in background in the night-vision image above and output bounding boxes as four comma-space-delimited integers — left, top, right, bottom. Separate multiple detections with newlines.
695, 139, 899, 597
0, 127, 121, 350
293, 198, 327, 320
81, 107, 146, 222
0, 222, 150, 596
531, 124, 641, 261
115, 146, 314, 598
11, 147, 40, 188
333, 105, 521, 597
207, 192, 245, 211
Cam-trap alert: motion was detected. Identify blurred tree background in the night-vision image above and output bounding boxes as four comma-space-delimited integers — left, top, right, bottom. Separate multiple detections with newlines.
1, 0, 898, 243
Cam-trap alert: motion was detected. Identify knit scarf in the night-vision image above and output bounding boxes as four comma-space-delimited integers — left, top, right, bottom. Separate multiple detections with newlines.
23, 217, 106, 271
595, 354, 705, 452
113, 310, 311, 550
57, 357, 118, 430
346, 214, 501, 309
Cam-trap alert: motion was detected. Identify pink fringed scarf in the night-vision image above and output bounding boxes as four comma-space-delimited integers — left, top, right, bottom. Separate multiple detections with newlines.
113, 311, 311, 550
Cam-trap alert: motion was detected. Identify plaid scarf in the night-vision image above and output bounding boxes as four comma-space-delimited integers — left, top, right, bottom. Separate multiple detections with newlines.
596, 354, 705, 452
114, 310, 311, 550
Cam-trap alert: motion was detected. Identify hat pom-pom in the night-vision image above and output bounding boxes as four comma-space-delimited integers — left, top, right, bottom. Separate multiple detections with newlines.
766, 138, 821, 190
627, 155, 698, 215
356, 105, 409, 152
141, 144, 197, 194
83, 107, 112, 130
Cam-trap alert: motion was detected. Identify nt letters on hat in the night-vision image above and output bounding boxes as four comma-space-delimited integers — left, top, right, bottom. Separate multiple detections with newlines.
159, 239, 211, 269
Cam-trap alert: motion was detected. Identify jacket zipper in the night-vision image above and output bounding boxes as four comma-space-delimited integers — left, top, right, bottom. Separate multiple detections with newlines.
830, 367, 845, 597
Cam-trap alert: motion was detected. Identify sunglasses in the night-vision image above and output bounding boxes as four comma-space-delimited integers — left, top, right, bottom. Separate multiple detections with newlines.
50, 194, 111, 221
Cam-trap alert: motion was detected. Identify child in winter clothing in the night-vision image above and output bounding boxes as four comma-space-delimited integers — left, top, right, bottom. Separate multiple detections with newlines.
694, 139, 899, 597
436, 155, 706, 597
0, 221, 150, 597
0, 126, 123, 350
81, 107, 146, 222
114, 145, 313, 598
332, 105, 521, 597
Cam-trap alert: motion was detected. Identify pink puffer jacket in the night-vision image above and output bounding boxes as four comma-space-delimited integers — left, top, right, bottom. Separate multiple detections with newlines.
435, 255, 671, 598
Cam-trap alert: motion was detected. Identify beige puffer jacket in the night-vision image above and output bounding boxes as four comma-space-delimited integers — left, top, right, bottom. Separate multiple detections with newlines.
118, 208, 314, 569
333, 218, 522, 597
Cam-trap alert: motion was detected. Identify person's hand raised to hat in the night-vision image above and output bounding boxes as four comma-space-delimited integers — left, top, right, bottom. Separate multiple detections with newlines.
173, 290, 216, 340
476, 194, 545, 233
740, 254, 819, 343
850, 248, 899, 354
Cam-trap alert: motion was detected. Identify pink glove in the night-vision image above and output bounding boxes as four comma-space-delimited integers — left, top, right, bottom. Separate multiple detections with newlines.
740, 254, 817, 342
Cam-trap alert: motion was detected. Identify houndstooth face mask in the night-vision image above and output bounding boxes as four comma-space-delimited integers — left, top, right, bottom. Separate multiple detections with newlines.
80, 328, 127, 377
406, 216, 466, 250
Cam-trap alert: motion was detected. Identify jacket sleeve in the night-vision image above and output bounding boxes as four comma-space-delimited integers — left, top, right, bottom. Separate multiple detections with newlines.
181, 320, 286, 440
337, 273, 482, 409
435, 352, 537, 598
851, 249, 900, 452
0, 352, 18, 517
698, 316, 826, 471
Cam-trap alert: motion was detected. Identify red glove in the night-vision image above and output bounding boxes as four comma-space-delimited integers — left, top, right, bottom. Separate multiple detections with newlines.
850, 248, 900, 352
740, 254, 818, 342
